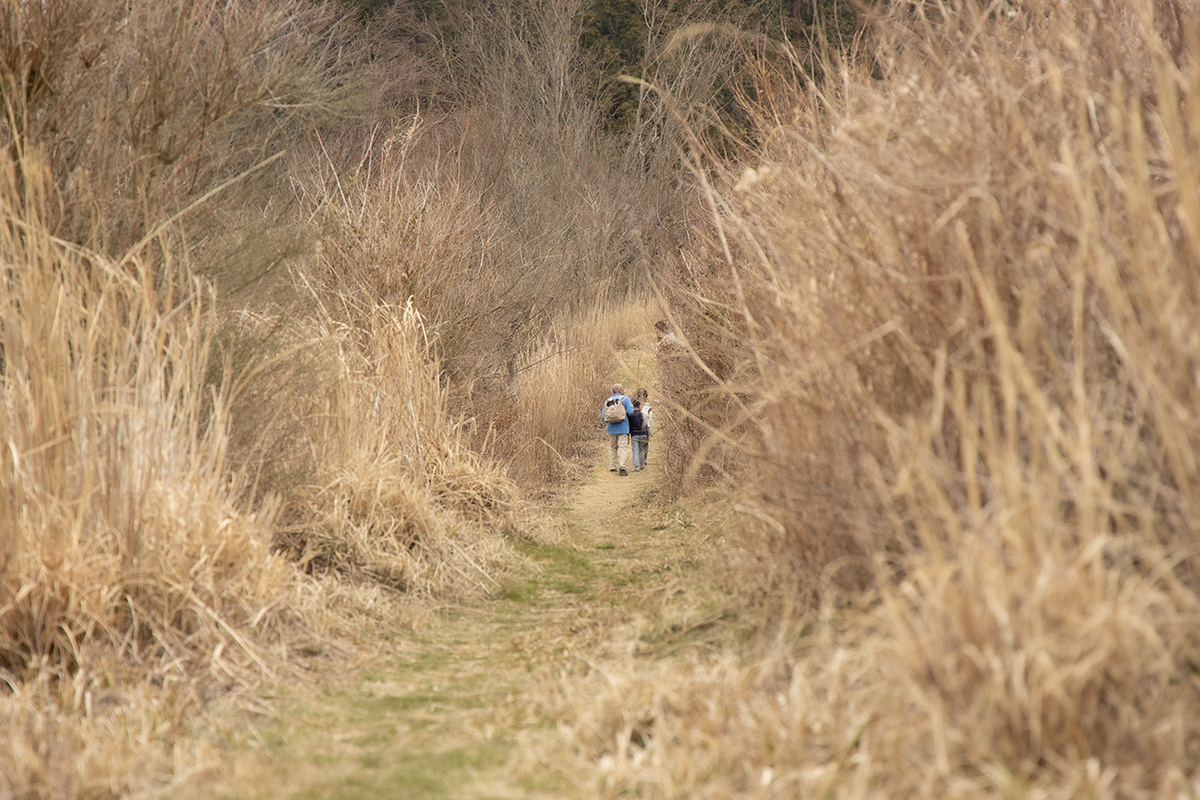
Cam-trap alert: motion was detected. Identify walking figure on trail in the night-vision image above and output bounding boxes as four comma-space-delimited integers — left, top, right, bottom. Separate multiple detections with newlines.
601, 383, 635, 476
629, 399, 649, 472
634, 388, 652, 468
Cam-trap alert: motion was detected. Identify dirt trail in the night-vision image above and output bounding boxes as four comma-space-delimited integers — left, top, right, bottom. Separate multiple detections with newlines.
205, 429, 710, 800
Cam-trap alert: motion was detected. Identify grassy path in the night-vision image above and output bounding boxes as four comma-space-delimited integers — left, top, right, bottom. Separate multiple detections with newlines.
207, 438, 719, 799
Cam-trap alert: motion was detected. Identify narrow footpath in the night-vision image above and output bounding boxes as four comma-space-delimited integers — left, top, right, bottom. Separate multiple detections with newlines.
204, 437, 724, 799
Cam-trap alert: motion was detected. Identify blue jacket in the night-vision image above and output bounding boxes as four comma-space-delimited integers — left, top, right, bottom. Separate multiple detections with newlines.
601, 393, 635, 435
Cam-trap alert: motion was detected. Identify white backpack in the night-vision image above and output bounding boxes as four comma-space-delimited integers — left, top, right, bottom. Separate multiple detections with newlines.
603, 396, 627, 423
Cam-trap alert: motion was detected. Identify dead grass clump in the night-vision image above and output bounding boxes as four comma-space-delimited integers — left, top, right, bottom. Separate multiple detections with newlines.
0, 159, 308, 681
873, 524, 1200, 792
0, 153, 321, 795
210, 305, 345, 504
647, 301, 745, 498
564, 640, 875, 799
0, 674, 216, 799
567, 580, 1198, 798
675, 0, 1200, 594
589, 0, 1200, 795
277, 301, 518, 599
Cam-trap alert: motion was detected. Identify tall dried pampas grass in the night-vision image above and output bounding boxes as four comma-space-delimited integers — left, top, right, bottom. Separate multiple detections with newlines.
0, 151, 320, 796
590, 0, 1200, 796
277, 300, 519, 600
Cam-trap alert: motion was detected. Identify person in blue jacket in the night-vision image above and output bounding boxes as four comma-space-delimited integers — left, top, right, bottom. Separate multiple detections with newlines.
600, 383, 636, 476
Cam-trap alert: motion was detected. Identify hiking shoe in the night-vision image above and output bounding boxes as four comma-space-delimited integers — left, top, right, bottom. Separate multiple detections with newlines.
619, 468, 628, 476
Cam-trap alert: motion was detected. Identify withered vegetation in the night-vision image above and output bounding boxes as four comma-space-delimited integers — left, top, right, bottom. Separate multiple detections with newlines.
4, 0, 1200, 797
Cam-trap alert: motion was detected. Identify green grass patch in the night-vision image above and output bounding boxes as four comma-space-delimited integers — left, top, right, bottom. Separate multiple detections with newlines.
289, 743, 512, 800
495, 540, 598, 605
208, 449, 729, 800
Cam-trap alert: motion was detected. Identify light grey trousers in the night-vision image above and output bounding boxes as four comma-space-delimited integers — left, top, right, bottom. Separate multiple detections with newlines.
608, 433, 630, 471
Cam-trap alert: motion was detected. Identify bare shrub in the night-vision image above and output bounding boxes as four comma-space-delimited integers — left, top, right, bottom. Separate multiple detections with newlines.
287, 0, 676, 477
0, 0, 346, 259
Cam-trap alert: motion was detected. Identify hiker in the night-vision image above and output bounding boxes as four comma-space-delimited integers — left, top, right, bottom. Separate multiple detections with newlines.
629, 399, 649, 472
601, 383, 635, 476
634, 388, 652, 467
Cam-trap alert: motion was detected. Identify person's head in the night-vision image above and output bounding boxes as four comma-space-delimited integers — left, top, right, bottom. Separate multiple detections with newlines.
655, 320, 669, 334
632, 399, 641, 409
636, 387, 649, 402
611, 383, 624, 395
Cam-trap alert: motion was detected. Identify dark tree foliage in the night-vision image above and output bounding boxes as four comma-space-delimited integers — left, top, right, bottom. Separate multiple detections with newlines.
790, 0, 863, 46
325, 0, 866, 54
583, 0, 644, 69
317, 0, 871, 129
582, 0, 644, 128
581, 0, 774, 132
579, 0, 871, 131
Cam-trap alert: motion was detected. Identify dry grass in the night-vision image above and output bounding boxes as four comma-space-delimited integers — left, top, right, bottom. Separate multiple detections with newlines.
26, 0, 1200, 794
573, 0, 1200, 796
0, 674, 220, 799
0, 1, 541, 794
0, 0, 346, 258
0, 145, 323, 796
286, 0, 668, 466
275, 300, 519, 600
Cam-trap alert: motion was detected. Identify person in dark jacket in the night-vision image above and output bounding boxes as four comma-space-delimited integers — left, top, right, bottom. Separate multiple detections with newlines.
635, 388, 653, 466
628, 399, 649, 472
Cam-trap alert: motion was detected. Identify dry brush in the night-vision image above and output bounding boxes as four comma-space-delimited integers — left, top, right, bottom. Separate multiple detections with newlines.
576, 0, 1200, 796
0, 0, 530, 795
